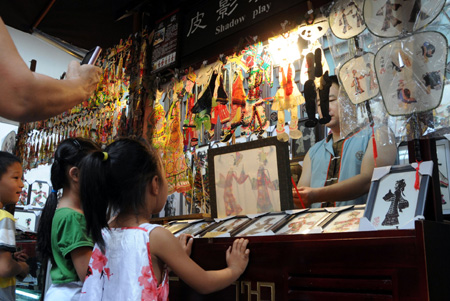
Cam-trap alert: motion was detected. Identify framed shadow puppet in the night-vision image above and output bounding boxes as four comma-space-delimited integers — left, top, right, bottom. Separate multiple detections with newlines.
208, 136, 293, 218
364, 163, 431, 230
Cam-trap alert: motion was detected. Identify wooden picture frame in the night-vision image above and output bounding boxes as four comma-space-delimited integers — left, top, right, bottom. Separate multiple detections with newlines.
14, 209, 39, 232
163, 221, 192, 234
234, 212, 289, 237
273, 209, 332, 235
322, 205, 366, 233
291, 118, 320, 161
364, 164, 430, 230
208, 136, 293, 218
200, 216, 252, 238
174, 220, 216, 237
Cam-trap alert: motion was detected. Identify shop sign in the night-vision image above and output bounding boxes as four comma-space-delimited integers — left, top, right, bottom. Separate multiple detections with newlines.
181, 0, 302, 57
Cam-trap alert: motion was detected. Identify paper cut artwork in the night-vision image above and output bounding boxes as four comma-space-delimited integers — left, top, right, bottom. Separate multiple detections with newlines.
323, 209, 365, 233
339, 53, 379, 104
370, 170, 420, 230
374, 32, 447, 116
329, 0, 366, 39
276, 212, 328, 235
212, 218, 250, 234
237, 214, 285, 237
364, 0, 445, 37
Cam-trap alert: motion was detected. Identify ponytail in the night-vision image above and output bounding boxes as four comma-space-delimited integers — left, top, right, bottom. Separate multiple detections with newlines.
80, 151, 112, 252
80, 138, 161, 252
36, 138, 99, 262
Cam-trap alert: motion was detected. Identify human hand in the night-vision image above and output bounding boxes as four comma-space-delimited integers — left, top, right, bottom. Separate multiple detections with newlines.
226, 238, 250, 277
17, 261, 29, 280
292, 186, 318, 208
66, 61, 102, 97
178, 234, 194, 257
13, 249, 28, 262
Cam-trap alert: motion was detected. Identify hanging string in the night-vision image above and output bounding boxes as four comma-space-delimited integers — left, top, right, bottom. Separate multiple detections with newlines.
414, 160, 422, 190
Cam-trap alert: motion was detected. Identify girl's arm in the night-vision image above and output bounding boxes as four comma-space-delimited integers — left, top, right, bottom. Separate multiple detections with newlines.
70, 247, 93, 282
151, 227, 249, 295
0, 250, 29, 278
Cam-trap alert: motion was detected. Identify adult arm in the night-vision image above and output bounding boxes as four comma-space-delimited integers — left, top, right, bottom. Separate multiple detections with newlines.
0, 250, 29, 278
151, 227, 249, 295
294, 131, 397, 207
70, 247, 93, 282
0, 18, 102, 122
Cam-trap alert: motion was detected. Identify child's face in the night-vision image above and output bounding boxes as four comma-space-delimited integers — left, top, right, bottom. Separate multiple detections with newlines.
0, 162, 24, 206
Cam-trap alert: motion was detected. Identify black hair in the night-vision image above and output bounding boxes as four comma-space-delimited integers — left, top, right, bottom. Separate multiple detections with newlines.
329, 75, 339, 87
0, 152, 21, 179
36, 138, 99, 263
80, 138, 161, 252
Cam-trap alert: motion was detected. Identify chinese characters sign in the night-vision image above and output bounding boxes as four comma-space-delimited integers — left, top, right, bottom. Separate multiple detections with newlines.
182, 0, 299, 57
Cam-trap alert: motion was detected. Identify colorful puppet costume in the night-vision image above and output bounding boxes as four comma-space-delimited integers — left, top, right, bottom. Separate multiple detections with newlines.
163, 97, 191, 194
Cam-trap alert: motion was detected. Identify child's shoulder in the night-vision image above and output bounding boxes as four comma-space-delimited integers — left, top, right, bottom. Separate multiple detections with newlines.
0, 209, 15, 221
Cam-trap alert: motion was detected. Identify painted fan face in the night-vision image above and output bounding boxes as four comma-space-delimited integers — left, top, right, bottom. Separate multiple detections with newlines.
329, 0, 366, 39
298, 15, 330, 41
339, 53, 379, 104
364, 0, 445, 38
374, 31, 447, 116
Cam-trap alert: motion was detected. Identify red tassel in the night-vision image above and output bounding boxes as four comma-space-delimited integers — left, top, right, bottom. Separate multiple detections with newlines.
414, 160, 422, 190
371, 125, 378, 167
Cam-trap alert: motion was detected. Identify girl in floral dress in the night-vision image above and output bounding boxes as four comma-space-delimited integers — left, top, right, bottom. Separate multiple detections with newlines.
79, 138, 250, 300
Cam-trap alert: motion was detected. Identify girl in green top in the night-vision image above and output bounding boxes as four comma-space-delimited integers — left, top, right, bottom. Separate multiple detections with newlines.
37, 138, 99, 300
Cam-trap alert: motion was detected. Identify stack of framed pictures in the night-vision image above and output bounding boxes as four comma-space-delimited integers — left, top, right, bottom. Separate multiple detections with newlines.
162, 205, 373, 238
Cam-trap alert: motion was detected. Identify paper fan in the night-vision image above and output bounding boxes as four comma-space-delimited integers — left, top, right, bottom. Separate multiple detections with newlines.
364, 0, 445, 38
339, 53, 379, 104
374, 31, 447, 116
329, 0, 366, 39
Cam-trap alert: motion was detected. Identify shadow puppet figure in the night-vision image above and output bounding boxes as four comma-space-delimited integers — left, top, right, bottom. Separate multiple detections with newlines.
382, 179, 409, 226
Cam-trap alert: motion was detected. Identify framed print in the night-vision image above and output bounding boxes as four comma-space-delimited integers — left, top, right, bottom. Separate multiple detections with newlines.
339, 53, 379, 105
201, 216, 252, 238
17, 180, 30, 207
374, 32, 447, 116
209, 136, 293, 218
274, 209, 332, 235
175, 220, 216, 237
323, 205, 366, 233
364, 163, 431, 230
363, 0, 445, 38
291, 118, 320, 161
14, 210, 38, 232
329, 0, 366, 40
29, 181, 50, 208
234, 212, 288, 237
164, 221, 192, 234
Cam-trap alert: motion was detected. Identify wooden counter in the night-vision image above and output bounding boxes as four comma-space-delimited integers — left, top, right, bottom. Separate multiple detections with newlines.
169, 220, 450, 300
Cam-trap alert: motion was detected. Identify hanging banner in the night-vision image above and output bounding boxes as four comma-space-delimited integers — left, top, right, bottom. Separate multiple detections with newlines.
152, 11, 180, 73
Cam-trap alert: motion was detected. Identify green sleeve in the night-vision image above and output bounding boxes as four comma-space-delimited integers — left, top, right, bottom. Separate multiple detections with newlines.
54, 211, 93, 257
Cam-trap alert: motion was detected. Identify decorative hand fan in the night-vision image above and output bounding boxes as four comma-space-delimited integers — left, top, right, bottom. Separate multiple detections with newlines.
374, 31, 447, 116
364, 0, 445, 38
329, 0, 366, 39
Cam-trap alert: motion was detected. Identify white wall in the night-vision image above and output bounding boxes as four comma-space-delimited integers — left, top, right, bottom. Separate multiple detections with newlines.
0, 26, 78, 184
